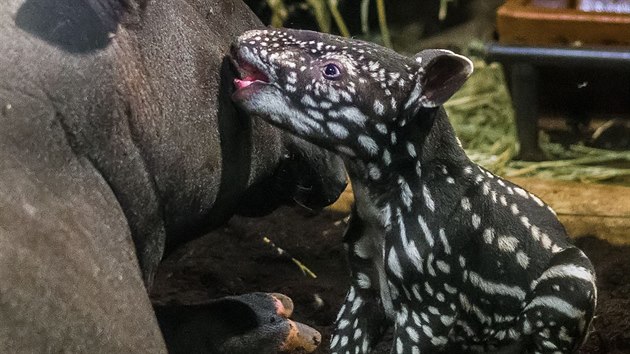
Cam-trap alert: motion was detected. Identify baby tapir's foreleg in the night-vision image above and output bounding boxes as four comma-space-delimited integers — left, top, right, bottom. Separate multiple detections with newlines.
331, 211, 389, 354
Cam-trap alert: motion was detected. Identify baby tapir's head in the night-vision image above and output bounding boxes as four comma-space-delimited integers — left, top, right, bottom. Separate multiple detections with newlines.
231, 28, 473, 160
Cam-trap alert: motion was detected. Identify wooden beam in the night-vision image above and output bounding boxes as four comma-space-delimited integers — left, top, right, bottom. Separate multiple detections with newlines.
326, 178, 630, 245
511, 178, 630, 245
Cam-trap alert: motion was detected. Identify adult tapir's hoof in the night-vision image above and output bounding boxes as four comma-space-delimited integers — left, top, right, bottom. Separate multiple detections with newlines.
156, 292, 321, 354
221, 293, 321, 353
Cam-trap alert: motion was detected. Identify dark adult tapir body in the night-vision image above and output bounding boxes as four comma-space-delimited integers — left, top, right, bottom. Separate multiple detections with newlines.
0, 0, 346, 352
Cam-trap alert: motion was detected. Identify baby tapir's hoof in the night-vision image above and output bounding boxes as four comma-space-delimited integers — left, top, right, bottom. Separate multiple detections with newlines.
156, 292, 321, 354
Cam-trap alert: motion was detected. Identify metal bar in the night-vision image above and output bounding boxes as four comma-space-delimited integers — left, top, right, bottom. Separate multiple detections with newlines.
485, 42, 630, 70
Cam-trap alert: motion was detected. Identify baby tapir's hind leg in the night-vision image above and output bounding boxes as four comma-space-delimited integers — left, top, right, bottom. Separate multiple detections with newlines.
519, 247, 596, 353
331, 212, 388, 354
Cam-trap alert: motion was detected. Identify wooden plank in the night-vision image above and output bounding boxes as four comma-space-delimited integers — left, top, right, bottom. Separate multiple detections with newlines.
326, 178, 630, 245
510, 178, 630, 245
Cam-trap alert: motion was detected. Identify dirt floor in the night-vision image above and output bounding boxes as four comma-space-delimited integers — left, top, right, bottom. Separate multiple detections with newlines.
152, 203, 630, 354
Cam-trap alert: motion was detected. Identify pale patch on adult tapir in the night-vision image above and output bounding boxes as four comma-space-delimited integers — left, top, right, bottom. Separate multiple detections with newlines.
231, 28, 597, 354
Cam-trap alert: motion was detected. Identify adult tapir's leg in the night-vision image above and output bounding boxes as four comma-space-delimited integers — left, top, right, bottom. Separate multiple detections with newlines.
0, 95, 166, 352
156, 293, 322, 354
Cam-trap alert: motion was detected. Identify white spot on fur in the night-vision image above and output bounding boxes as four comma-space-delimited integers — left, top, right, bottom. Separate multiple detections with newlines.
424, 282, 434, 296
358, 135, 379, 156
406, 241, 423, 271
472, 214, 481, 229
388, 247, 403, 278
330, 334, 339, 348
444, 283, 457, 294
398, 177, 413, 210
339, 107, 368, 126
436, 260, 451, 274
461, 197, 471, 211
497, 236, 519, 253
531, 225, 541, 241
327, 122, 349, 138
482, 182, 490, 195
340, 335, 349, 347
368, 163, 381, 180
406, 142, 417, 158
515, 187, 529, 198
483, 228, 495, 244
417, 215, 435, 247
307, 109, 324, 121
438, 228, 451, 254
520, 216, 531, 228
531, 193, 545, 206
373, 100, 385, 115
541, 233, 552, 249
357, 272, 371, 289
412, 284, 423, 301
382, 149, 392, 165
406, 326, 420, 342
301, 94, 318, 107
396, 338, 403, 354
351, 296, 363, 313
516, 251, 530, 269
423, 185, 435, 212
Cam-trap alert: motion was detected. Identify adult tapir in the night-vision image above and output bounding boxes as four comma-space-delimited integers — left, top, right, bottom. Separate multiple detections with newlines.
0, 0, 346, 352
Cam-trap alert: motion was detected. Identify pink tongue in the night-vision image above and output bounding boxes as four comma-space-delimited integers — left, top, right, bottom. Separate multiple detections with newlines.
234, 78, 254, 90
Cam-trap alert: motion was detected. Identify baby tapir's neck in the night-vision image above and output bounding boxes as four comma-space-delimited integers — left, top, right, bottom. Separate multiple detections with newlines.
347, 108, 469, 189
346, 108, 472, 227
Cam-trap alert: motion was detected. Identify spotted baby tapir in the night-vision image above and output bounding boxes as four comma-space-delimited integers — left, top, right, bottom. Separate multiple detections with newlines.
230, 28, 597, 353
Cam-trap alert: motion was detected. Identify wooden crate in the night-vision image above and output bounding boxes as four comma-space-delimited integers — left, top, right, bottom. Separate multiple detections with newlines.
497, 0, 630, 46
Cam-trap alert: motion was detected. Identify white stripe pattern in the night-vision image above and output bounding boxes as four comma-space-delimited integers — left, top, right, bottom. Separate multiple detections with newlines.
530, 264, 594, 290
468, 271, 526, 300
418, 215, 435, 247
524, 296, 586, 319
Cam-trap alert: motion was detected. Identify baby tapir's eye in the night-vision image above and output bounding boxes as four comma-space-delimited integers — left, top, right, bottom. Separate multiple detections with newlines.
323, 63, 342, 80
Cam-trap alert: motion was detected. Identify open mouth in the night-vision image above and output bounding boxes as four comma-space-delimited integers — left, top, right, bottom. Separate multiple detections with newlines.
230, 47, 271, 98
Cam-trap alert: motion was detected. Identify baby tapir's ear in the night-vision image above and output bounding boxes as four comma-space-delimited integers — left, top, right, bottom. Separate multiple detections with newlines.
407, 49, 473, 110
